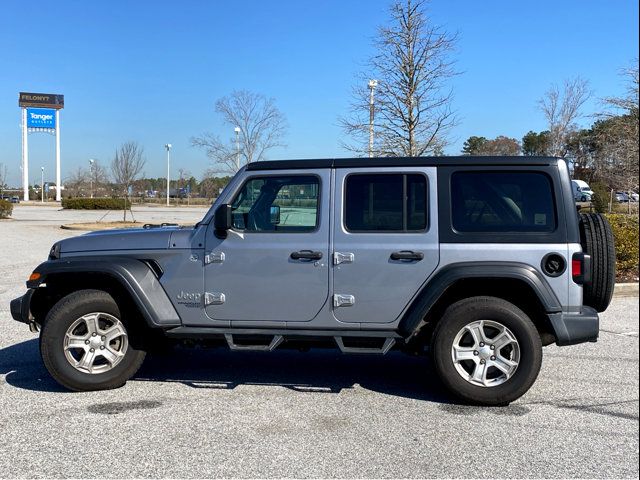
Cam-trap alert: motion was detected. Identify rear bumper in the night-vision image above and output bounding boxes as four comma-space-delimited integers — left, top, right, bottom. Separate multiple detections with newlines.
549, 306, 599, 346
10, 289, 35, 325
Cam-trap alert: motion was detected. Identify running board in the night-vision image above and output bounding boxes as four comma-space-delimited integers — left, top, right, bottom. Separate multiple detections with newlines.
165, 326, 402, 354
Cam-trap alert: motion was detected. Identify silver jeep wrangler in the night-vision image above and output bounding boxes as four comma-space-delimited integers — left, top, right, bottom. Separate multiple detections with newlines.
10, 156, 615, 405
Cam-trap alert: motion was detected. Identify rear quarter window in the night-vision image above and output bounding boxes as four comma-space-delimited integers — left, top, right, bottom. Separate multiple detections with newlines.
451, 172, 557, 233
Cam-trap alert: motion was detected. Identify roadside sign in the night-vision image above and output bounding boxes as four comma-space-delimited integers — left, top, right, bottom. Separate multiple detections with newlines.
26, 108, 56, 129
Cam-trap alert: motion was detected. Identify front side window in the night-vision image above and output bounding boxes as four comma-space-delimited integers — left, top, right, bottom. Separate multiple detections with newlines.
344, 174, 428, 232
231, 175, 319, 232
451, 172, 556, 233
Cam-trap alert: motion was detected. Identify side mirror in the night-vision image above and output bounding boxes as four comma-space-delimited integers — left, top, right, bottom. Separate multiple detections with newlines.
269, 205, 281, 225
214, 204, 233, 233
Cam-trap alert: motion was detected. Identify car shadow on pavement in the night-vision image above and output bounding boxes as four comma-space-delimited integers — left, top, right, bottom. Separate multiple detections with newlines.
0, 338, 67, 393
1, 339, 453, 403
134, 346, 454, 403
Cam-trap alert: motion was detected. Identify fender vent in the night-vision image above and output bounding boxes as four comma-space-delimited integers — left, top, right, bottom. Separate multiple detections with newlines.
142, 259, 164, 279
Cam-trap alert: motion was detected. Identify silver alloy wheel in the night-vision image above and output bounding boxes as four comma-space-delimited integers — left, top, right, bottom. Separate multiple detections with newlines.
63, 312, 128, 374
451, 319, 520, 387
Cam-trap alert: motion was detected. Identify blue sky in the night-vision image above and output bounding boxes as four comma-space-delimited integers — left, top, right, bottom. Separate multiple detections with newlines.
0, 0, 638, 186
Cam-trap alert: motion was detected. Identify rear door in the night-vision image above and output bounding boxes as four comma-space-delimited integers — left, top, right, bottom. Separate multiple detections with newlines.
332, 167, 439, 324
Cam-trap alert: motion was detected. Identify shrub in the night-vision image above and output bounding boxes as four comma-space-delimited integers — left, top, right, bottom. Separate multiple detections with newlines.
590, 181, 611, 214
0, 199, 12, 218
605, 213, 639, 274
62, 198, 130, 210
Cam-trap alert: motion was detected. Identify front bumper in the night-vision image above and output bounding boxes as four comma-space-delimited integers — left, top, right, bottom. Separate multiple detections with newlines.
549, 306, 599, 346
10, 289, 35, 325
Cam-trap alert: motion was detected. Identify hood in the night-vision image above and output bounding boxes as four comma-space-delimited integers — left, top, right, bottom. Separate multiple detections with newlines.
57, 227, 179, 254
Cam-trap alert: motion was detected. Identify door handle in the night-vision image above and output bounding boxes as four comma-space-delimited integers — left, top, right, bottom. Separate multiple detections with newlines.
290, 250, 323, 261
390, 250, 424, 261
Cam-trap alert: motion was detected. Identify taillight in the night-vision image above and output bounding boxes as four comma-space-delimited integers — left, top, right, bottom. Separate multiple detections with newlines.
572, 252, 591, 285
572, 259, 582, 277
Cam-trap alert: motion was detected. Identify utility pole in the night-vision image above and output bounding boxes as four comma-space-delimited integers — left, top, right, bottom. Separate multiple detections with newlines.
368, 79, 378, 158
41, 166, 44, 203
234, 127, 241, 171
164, 144, 172, 206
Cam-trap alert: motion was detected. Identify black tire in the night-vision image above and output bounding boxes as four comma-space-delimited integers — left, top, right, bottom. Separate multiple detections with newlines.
581, 195, 587, 202
579, 213, 616, 312
431, 296, 542, 406
40, 289, 146, 391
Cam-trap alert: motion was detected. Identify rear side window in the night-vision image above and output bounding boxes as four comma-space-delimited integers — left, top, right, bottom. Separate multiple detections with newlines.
451, 172, 556, 233
344, 174, 427, 232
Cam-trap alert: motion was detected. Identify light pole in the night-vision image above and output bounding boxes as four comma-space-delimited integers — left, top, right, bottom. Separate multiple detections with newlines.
368, 79, 378, 158
41, 166, 44, 203
165, 144, 172, 206
234, 127, 241, 171
89, 159, 95, 198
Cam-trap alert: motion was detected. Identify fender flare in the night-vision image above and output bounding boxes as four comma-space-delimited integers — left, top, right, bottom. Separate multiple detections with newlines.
398, 261, 562, 337
28, 257, 181, 328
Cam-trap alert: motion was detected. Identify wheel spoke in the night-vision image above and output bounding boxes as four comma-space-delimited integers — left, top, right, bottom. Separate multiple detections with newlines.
493, 355, 518, 375
471, 361, 488, 386
103, 323, 126, 343
100, 346, 123, 365
492, 330, 515, 351
77, 349, 97, 372
83, 314, 101, 335
453, 345, 478, 362
467, 321, 486, 345
65, 334, 88, 351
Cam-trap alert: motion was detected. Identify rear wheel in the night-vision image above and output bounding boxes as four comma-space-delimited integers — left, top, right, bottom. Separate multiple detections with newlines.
40, 289, 146, 391
431, 296, 542, 406
579, 213, 616, 312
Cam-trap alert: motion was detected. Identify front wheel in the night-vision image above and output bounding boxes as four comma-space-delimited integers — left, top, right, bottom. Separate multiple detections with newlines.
431, 296, 542, 406
40, 289, 146, 391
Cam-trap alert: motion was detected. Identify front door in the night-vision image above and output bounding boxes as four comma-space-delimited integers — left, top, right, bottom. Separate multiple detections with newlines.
204, 170, 330, 323
332, 167, 439, 324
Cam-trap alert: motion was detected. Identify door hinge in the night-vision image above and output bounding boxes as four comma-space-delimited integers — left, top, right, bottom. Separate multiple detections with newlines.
333, 252, 355, 265
204, 251, 225, 264
333, 294, 355, 307
204, 292, 226, 306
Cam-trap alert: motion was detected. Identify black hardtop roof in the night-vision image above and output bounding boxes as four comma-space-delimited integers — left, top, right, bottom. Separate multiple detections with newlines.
246, 156, 561, 171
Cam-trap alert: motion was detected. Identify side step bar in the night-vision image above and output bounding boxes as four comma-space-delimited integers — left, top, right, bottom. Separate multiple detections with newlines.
165, 327, 402, 354
224, 334, 284, 352
334, 337, 395, 354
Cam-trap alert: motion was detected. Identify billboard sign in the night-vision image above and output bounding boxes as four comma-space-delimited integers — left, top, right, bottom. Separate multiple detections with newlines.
19, 92, 64, 109
26, 108, 56, 129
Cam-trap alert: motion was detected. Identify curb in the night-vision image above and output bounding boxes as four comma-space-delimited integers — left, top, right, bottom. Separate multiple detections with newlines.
614, 283, 639, 297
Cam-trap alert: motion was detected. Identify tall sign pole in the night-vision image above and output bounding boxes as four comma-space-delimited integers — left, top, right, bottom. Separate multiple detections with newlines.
21, 108, 29, 201
18, 92, 64, 202
55, 110, 61, 201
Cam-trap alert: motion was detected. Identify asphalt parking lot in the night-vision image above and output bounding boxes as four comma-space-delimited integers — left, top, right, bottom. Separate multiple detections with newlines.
0, 206, 638, 478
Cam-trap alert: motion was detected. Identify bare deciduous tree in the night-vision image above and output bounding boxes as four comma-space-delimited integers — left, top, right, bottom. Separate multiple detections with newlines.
592, 60, 639, 195
64, 167, 90, 197
192, 90, 287, 174
89, 160, 110, 197
341, 0, 459, 157
0, 163, 8, 196
111, 141, 146, 221
538, 77, 591, 158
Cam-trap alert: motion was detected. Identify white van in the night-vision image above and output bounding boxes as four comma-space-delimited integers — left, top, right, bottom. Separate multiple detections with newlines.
572, 180, 594, 202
